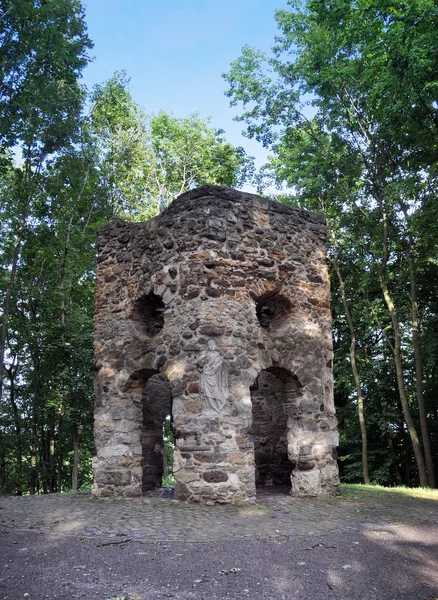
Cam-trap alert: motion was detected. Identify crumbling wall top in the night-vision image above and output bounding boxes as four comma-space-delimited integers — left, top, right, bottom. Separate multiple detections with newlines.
97, 185, 326, 239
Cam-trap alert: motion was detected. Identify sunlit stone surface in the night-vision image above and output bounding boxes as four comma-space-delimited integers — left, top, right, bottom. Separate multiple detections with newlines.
93, 185, 339, 502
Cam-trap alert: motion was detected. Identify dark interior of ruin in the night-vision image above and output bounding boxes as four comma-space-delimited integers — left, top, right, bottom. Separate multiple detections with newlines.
140, 373, 172, 492
254, 292, 292, 329
250, 368, 302, 492
133, 292, 165, 337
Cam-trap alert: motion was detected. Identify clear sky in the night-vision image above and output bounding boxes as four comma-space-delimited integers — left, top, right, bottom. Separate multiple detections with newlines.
81, 0, 290, 185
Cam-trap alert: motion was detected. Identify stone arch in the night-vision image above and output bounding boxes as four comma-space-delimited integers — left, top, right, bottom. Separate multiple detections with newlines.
132, 292, 165, 337
125, 368, 172, 493
250, 367, 302, 488
251, 289, 293, 330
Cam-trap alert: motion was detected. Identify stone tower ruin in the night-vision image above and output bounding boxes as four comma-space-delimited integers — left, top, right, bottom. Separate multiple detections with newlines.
93, 185, 340, 502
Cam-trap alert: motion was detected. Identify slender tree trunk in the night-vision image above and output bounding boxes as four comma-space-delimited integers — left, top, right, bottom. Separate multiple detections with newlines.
30, 336, 41, 495
0, 200, 29, 404
1, 160, 42, 493
49, 423, 56, 493
7, 361, 23, 495
57, 411, 63, 492
72, 423, 79, 492
406, 245, 435, 487
57, 207, 76, 494
334, 86, 430, 486
331, 249, 370, 484
0, 431, 6, 489
40, 428, 48, 494
30, 426, 37, 495
375, 198, 427, 487
387, 435, 402, 486
379, 272, 428, 487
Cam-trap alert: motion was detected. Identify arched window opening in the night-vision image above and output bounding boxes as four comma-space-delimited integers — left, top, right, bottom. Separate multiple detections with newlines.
141, 372, 173, 493
125, 369, 173, 493
133, 292, 165, 337
250, 368, 301, 493
253, 292, 292, 329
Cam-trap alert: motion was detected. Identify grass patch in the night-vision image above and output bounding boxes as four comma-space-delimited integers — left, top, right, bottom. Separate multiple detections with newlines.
341, 483, 438, 502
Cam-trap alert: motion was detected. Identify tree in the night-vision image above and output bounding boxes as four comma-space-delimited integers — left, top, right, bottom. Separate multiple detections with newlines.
90, 72, 254, 219
0, 0, 92, 157
146, 111, 252, 210
0, 0, 92, 408
0, 0, 93, 493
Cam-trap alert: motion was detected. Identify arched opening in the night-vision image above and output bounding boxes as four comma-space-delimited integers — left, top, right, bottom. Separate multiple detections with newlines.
250, 367, 302, 493
142, 372, 173, 492
125, 369, 173, 493
133, 292, 165, 337
253, 291, 292, 329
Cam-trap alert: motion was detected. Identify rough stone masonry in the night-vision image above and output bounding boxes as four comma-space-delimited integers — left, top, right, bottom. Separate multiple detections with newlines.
93, 185, 340, 502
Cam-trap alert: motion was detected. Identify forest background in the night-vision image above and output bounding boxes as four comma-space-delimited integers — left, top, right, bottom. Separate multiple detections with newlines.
0, 0, 437, 494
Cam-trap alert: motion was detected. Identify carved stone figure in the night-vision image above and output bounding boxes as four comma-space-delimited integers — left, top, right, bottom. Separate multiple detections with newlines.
197, 340, 228, 412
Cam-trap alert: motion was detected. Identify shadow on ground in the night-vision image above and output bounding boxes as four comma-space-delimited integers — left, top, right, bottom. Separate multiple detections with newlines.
1, 486, 437, 599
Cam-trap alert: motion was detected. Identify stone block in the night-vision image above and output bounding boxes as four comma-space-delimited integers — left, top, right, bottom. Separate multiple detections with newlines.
95, 469, 132, 486
203, 470, 229, 483
115, 419, 139, 433
291, 468, 321, 495
98, 444, 133, 459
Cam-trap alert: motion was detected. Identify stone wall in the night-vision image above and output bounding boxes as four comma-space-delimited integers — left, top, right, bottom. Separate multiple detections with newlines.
93, 185, 340, 502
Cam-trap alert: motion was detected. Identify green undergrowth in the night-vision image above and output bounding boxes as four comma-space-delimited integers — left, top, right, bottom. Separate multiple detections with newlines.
340, 483, 438, 502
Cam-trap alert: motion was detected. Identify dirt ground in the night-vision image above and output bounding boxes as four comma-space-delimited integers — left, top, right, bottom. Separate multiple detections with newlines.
1, 488, 437, 600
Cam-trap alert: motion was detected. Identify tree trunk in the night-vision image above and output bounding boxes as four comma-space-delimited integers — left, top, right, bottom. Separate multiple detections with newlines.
376, 198, 427, 487
58, 208, 75, 494
72, 423, 79, 492
0, 200, 29, 404
30, 432, 37, 495
40, 428, 48, 494
57, 412, 63, 492
379, 272, 428, 487
49, 423, 56, 493
331, 242, 370, 484
406, 245, 435, 487
0, 431, 6, 489
30, 334, 41, 495
387, 435, 402, 486
7, 363, 23, 495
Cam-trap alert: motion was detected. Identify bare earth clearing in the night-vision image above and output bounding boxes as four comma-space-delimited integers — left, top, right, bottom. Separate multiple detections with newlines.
1, 486, 437, 600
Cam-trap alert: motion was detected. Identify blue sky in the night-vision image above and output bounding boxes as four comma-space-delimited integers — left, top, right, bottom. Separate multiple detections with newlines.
81, 0, 290, 184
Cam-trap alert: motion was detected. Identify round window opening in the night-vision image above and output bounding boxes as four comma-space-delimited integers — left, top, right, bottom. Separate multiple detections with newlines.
254, 292, 292, 329
133, 292, 165, 337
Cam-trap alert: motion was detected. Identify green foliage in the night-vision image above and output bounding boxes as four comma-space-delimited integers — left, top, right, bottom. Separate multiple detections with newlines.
147, 111, 252, 210
0, 0, 96, 496
90, 72, 254, 219
162, 415, 175, 486
0, 0, 92, 157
